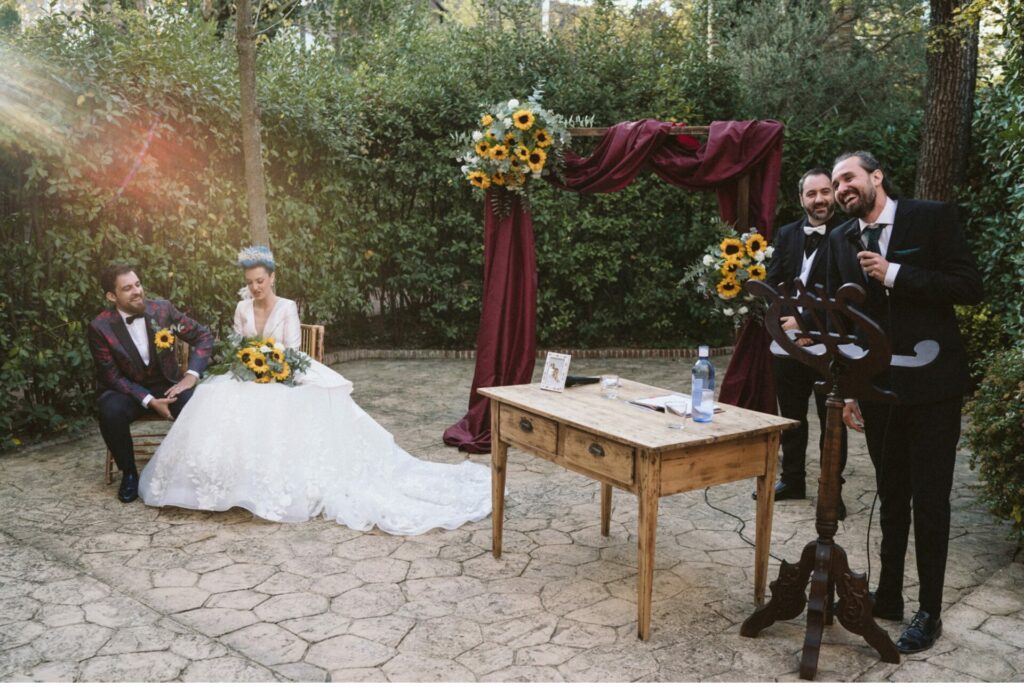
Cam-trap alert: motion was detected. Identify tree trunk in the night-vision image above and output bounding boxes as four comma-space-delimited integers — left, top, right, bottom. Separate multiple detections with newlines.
236, 0, 270, 246
915, 0, 980, 202
706, 0, 716, 59
830, 0, 856, 51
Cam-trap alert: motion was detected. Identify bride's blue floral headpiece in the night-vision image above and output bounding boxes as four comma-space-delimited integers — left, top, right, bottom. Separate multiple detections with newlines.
238, 245, 275, 271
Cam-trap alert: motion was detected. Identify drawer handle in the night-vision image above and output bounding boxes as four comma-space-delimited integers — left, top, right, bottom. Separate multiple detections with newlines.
519, 417, 534, 433
588, 442, 605, 458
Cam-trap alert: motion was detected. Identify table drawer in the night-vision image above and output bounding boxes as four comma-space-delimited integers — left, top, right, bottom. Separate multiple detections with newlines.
563, 428, 635, 485
499, 404, 558, 454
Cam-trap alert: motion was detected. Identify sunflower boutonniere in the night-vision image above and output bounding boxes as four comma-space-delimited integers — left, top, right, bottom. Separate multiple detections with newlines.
150, 322, 183, 351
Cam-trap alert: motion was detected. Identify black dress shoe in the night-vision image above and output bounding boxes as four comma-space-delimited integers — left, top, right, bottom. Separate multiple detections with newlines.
752, 480, 806, 501
118, 472, 139, 503
896, 610, 942, 654
870, 590, 904, 621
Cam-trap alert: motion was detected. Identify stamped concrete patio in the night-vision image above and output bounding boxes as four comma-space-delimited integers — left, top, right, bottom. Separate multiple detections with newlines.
1, 355, 1022, 682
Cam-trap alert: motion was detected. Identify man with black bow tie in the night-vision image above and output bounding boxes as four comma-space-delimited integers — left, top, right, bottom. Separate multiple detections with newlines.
88, 265, 214, 503
826, 151, 983, 654
753, 168, 848, 518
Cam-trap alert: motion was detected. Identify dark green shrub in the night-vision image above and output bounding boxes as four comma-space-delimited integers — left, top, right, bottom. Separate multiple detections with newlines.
965, 345, 1024, 540
964, 2, 1024, 342
956, 304, 1011, 388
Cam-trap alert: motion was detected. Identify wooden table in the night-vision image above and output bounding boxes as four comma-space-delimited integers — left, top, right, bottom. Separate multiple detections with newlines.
480, 378, 799, 640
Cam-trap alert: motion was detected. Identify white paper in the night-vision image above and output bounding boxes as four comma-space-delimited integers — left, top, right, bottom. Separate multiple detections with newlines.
629, 393, 723, 415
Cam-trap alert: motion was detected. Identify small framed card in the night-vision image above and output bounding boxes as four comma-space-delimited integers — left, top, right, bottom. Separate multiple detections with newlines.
540, 352, 572, 392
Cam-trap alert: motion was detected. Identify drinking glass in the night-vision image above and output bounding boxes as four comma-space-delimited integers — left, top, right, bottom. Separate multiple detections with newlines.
600, 374, 620, 399
665, 398, 690, 429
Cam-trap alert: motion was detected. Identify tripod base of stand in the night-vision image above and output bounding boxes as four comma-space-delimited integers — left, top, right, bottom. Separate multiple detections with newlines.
740, 538, 900, 680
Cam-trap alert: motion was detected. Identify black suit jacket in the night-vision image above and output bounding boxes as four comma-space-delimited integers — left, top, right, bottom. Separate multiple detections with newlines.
826, 198, 983, 405
767, 214, 843, 327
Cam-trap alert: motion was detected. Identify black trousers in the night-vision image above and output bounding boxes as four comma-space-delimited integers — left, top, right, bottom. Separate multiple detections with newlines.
774, 357, 848, 488
97, 383, 195, 474
861, 396, 962, 617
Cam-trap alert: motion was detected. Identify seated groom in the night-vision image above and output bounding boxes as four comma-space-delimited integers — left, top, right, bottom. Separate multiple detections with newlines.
88, 264, 214, 503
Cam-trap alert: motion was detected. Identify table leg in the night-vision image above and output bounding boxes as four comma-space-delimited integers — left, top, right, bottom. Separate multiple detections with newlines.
490, 399, 507, 559
636, 451, 661, 640
753, 432, 781, 605
600, 483, 612, 536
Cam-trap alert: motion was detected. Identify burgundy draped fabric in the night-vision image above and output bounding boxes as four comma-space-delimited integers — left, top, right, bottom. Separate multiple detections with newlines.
558, 119, 784, 415
442, 193, 537, 453
558, 119, 784, 238
445, 119, 783, 452
717, 318, 777, 415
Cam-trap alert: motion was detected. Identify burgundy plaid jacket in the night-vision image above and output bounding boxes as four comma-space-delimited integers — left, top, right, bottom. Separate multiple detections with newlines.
87, 299, 214, 404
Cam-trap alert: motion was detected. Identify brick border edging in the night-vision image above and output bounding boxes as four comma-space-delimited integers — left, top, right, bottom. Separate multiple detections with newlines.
324, 346, 734, 366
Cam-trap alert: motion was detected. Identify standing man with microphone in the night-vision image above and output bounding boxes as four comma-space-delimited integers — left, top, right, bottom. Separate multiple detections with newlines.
826, 151, 983, 654
753, 168, 849, 518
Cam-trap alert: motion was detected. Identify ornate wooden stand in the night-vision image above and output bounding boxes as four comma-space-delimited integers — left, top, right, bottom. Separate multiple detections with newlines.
739, 280, 910, 680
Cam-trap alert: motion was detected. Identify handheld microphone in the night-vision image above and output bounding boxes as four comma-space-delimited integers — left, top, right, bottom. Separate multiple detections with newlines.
844, 224, 865, 252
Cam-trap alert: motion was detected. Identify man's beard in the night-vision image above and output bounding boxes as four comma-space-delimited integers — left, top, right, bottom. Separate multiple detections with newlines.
121, 297, 145, 315
805, 202, 833, 224
839, 185, 875, 218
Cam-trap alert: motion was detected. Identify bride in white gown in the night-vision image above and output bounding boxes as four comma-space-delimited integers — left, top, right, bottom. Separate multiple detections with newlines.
139, 246, 492, 534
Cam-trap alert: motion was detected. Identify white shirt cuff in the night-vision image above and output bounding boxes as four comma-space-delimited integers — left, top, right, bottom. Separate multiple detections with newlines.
142, 394, 154, 408
844, 398, 856, 404
186, 370, 200, 379
883, 263, 900, 289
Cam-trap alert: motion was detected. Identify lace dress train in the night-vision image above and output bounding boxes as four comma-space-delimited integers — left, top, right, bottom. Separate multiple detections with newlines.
138, 298, 491, 534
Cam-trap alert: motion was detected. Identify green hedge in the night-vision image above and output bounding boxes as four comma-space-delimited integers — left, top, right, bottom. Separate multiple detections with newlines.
965, 344, 1024, 540
961, 1, 1024, 537
0, 1, 926, 447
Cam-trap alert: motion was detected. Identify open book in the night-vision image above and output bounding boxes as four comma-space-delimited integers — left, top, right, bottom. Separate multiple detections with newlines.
628, 393, 724, 415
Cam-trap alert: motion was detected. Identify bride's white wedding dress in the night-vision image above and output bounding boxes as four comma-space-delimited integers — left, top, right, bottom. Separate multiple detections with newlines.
138, 297, 491, 534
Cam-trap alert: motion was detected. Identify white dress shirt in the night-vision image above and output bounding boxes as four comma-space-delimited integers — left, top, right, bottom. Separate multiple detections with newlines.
858, 197, 900, 288
119, 310, 151, 366
118, 309, 154, 407
846, 197, 901, 405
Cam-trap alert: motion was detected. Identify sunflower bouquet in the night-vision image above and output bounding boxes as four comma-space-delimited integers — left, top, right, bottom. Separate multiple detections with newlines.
682, 226, 774, 325
454, 94, 573, 205
205, 333, 311, 386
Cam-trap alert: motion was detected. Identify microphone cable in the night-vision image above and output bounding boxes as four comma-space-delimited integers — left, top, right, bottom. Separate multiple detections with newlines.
864, 267, 897, 589
703, 486, 783, 563
863, 404, 894, 588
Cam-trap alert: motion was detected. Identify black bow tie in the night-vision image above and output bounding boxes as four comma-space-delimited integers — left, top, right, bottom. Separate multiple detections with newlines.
803, 231, 823, 257
125, 314, 142, 325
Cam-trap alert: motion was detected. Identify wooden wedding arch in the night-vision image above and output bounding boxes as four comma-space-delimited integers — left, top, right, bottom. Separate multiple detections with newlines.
444, 119, 784, 453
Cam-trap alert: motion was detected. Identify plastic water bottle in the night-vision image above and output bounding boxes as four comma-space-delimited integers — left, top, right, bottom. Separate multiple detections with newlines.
691, 345, 715, 423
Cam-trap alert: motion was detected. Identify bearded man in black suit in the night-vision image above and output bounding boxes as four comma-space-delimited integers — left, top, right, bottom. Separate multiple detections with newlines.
753, 168, 849, 517
826, 151, 983, 654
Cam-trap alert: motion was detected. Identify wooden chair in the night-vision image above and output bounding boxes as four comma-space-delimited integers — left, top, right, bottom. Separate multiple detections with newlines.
104, 339, 190, 484
300, 323, 325, 362
105, 325, 326, 483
